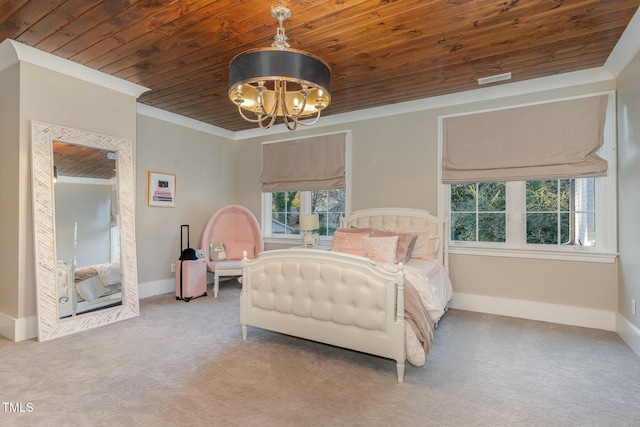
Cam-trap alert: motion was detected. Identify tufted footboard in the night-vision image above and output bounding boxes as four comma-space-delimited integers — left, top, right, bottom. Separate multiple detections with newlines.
241, 249, 407, 382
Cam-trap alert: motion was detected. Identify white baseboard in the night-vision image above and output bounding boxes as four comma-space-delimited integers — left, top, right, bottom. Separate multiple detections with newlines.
0, 311, 37, 342
0, 310, 17, 341
0, 278, 175, 342
138, 278, 176, 299
449, 292, 616, 331
616, 314, 640, 359
0, 279, 180, 342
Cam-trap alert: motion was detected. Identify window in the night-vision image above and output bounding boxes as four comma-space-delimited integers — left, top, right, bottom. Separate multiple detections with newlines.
267, 189, 346, 237
446, 176, 616, 262
451, 182, 506, 243
442, 93, 616, 262
270, 191, 300, 236
261, 132, 350, 241
526, 178, 595, 246
450, 178, 599, 249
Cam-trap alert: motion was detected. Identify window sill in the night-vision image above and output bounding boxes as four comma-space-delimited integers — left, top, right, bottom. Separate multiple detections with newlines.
264, 236, 333, 246
448, 243, 618, 264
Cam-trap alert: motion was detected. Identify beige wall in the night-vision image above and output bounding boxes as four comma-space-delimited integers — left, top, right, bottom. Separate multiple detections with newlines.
451, 255, 617, 310
0, 59, 239, 335
234, 111, 442, 217
0, 64, 20, 318
135, 115, 237, 288
617, 49, 640, 329
234, 80, 619, 313
7, 62, 138, 321
229, 133, 262, 217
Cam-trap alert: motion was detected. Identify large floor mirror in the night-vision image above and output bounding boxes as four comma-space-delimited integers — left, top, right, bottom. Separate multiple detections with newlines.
31, 121, 139, 341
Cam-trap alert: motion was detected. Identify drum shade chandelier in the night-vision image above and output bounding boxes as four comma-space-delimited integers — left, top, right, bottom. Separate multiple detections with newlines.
228, 4, 331, 131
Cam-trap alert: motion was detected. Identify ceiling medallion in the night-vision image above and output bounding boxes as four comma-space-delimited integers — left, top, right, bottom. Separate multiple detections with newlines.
228, 4, 331, 131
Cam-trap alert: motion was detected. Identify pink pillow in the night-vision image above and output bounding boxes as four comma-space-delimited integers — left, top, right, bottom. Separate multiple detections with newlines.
362, 235, 398, 264
333, 227, 414, 263
224, 241, 256, 260
331, 231, 368, 256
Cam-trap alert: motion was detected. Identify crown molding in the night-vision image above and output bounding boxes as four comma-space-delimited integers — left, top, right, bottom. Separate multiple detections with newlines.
0, 39, 149, 98
604, 6, 640, 77
136, 104, 235, 140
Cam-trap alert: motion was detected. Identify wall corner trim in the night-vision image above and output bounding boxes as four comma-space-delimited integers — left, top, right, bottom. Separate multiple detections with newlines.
616, 314, 640, 359
0, 39, 149, 98
604, 6, 640, 77
0, 310, 37, 342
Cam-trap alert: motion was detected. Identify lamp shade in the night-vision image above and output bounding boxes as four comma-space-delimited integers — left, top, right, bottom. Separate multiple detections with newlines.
228, 48, 331, 119
229, 48, 331, 101
299, 214, 319, 231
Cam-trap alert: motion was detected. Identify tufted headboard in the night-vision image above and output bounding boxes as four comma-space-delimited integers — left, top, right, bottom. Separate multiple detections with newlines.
341, 207, 449, 269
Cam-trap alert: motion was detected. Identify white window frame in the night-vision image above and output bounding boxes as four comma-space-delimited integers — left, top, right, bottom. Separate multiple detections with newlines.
438, 92, 618, 263
261, 131, 352, 245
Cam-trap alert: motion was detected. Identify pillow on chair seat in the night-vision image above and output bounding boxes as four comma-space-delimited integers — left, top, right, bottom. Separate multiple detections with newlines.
214, 260, 242, 270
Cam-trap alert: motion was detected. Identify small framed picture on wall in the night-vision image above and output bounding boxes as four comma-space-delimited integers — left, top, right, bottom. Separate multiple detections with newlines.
147, 171, 176, 207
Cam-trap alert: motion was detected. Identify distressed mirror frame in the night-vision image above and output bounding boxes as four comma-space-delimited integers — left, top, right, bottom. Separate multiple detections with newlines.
31, 121, 139, 341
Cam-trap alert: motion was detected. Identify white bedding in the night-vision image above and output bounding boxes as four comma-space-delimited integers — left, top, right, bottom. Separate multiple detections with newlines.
405, 258, 454, 321
381, 259, 453, 366
74, 262, 122, 303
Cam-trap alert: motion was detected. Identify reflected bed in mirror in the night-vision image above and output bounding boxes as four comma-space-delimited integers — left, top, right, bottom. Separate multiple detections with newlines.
54, 142, 122, 318
31, 121, 139, 341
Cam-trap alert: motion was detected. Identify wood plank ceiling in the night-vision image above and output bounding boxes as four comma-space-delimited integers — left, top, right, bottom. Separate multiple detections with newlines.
1, 0, 639, 134
53, 141, 116, 180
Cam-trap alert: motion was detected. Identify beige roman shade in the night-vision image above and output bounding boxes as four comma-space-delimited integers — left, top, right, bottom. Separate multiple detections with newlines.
442, 95, 609, 184
261, 133, 346, 191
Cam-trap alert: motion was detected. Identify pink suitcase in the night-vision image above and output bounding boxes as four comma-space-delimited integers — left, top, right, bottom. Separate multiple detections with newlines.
176, 224, 207, 301
175, 258, 207, 301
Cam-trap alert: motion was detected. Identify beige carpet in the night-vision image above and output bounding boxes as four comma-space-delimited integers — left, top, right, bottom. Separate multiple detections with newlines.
1, 279, 639, 426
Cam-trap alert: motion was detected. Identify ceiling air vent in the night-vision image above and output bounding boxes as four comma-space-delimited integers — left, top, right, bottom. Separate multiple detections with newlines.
478, 72, 512, 85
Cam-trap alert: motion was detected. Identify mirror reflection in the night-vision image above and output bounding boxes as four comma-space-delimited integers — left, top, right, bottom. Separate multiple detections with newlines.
53, 142, 123, 318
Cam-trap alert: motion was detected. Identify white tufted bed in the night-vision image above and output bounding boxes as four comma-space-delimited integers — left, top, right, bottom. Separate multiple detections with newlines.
240, 208, 453, 382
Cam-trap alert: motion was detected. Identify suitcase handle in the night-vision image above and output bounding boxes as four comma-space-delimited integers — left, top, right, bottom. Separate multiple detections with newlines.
180, 224, 190, 252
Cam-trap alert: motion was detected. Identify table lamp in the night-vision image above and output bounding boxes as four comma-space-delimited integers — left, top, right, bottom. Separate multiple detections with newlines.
299, 214, 320, 248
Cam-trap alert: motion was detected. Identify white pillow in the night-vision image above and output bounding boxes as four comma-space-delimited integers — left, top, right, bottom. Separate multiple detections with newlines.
409, 232, 439, 261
